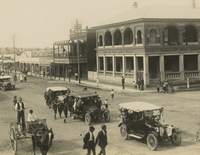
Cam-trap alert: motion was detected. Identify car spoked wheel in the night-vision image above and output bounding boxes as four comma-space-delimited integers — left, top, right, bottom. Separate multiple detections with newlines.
120, 124, 128, 140
146, 133, 158, 151
85, 113, 91, 125
171, 132, 181, 146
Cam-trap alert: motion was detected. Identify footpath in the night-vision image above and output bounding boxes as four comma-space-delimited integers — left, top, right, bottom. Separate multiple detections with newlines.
45, 77, 156, 94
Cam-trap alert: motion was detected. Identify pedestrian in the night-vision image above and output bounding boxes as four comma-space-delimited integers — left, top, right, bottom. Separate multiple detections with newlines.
75, 73, 78, 81
52, 97, 59, 120
156, 83, 160, 93
110, 89, 114, 101
63, 95, 69, 123
15, 97, 26, 131
83, 126, 96, 155
24, 74, 27, 82
141, 79, 144, 90
58, 101, 64, 118
19, 73, 23, 82
121, 76, 125, 89
104, 99, 108, 109
13, 96, 17, 106
96, 125, 108, 155
14, 74, 17, 82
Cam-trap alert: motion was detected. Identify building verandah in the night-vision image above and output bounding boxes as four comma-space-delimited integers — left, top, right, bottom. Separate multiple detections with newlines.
96, 53, 200, 87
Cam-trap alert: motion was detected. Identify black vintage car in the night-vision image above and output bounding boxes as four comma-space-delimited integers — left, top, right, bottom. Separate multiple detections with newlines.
119, 102, 181, 151
0, 76, 15, 91
70, 91, 110, 125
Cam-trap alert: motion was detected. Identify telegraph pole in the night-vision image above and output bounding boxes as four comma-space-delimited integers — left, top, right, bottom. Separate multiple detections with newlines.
13, 34, 16, 75
75, 19, 81, 84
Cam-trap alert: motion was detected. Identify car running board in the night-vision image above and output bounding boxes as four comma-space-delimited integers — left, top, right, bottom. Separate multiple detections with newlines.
128, 134, 143, 139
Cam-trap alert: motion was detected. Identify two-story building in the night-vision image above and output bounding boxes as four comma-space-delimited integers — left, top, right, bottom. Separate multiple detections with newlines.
94, 16, 200, 87
52, 26, 96, 80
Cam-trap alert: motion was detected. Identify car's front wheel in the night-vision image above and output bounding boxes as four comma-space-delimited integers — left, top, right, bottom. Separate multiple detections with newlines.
146, 133, 158, 151
85, 112, 91, 125
171, 131, 181, 146
120, 124, 128, 140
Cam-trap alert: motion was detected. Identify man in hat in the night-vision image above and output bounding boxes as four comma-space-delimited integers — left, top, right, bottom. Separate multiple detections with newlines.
96, 125, 108, 155
15, 97, 25, 130
83, 126, 96, 155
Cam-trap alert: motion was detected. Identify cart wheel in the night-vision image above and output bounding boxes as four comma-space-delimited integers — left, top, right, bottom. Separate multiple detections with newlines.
120, 124, 128, 140
85, 113, 91, 125
10, 127, 17, 155
146, 133, 158, 151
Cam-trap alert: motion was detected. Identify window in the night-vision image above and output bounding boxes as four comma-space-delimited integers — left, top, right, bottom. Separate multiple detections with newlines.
99, 35, 103, 46
104, 31, 112, 46
114, 29, 122, 45
136, 30, 142, 44
124, 28, 133, 45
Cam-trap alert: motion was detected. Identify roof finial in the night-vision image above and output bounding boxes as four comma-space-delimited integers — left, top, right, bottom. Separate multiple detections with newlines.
132, 1, 138, 8
192, 0, 196, 8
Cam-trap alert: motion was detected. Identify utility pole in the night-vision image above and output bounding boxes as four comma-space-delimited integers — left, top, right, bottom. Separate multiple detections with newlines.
192, 0, 196, 8
13, 34, 16, 75
74, 19, 81, 84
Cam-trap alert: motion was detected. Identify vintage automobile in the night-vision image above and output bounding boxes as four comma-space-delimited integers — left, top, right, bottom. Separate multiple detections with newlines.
70, 91, 110, 124
44, 86, 70, 107
0, 75, 15, 91
119, 102, 181, 151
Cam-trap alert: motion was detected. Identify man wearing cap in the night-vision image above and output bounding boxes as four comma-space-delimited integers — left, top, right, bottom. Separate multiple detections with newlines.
15, 97, 25, 130
96, 125, 108, 155
83, 126, 96, 155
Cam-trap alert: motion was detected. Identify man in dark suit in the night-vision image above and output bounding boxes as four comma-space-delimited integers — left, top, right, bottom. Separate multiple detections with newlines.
15, 97, 25, 131
83, 126, 96, 155
96, 125, 108, 155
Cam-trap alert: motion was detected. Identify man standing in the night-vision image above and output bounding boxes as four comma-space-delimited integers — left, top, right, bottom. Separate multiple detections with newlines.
63, 95, 69, 123
83, 126, 96, 155
15, 97, 25, 131
121, 76, 125, 89
96, 125, 108, 155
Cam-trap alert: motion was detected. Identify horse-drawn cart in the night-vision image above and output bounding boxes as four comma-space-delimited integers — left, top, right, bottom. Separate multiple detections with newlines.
9, 119, 54, 155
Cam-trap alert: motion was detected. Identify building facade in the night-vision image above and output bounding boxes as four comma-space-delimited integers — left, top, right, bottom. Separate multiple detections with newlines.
52, 26, 96, 80
94, 18, 200, 86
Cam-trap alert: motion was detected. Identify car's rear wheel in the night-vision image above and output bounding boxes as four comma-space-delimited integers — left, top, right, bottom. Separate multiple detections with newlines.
120, 124, 128, 140
146, 133, 158, 151
171, 132, 181, 146
85, 113, 91, 125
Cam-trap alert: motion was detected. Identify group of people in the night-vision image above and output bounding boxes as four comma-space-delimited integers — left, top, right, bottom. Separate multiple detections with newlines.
156, 80, 172, 93
136, 78, 144, 90
83, 125, 108, 155
13, 96, 37, 131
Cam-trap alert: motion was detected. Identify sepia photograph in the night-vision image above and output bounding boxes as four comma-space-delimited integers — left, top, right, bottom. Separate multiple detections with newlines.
0, 0, 200, 155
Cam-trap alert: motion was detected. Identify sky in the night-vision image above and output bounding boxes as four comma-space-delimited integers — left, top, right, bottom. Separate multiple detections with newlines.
0, 0, 199, 48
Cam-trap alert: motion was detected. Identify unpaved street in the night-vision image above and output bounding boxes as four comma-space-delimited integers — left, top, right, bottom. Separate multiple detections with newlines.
0, 77, 200, 155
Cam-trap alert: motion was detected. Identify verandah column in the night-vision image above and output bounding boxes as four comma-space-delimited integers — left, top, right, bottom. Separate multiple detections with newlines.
143, 55, 149, 87
112, 56, 115, 77
179, 54, 184, 80
134, 55, 137, 83
160, 55, 165, 81
122, 55, 125, 76
103, 55, 106, 76
198, 55, 200, 77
